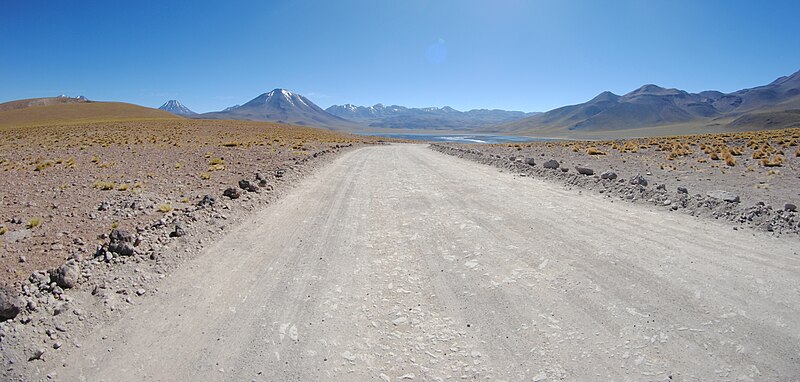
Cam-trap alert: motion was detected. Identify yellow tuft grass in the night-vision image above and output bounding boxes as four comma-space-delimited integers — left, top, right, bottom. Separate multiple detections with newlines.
761, 155, 784, 167
27, 217, 42, 229
93, 181, 116, 190
586, 147, 607, 155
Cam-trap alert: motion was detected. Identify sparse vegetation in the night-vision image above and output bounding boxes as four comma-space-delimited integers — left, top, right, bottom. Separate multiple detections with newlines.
158, 203, 173, 213
27, 217, 42, 229
586, 147, 607, 155
0, 116, 379, 286
0, 226, 7, 235
93, 181, 116, 190
761, 155, 784, 167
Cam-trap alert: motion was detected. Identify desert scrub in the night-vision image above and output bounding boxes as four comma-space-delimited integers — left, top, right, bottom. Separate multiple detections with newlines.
586, 147, 607, 155
761, 155, 784, 167
34, 160, 54, 171
27, 217, 42, 229
117, 183, 129, 191
199, 172, 211, 180
175, 162, 183, 169
723, 151, 736, 166
93, 181, 116, 190
0, 226, 7, 235
157, 203, 173, 213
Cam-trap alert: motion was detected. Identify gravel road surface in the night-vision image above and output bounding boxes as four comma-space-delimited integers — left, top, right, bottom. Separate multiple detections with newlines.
60, 144, 800, 381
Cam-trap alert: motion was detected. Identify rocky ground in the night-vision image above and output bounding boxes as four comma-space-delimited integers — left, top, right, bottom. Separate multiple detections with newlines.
0, 119, 382, 379
431, 128, 800, 236
6, 144, 798, 381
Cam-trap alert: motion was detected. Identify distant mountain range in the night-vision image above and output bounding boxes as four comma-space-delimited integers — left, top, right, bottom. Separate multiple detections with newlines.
163, 90, 538, 131
159, 100, 196, 116
325, 104, 539, 130
195, 89, 356, 129
501, 69, 800, 135
7, 69, 799, 137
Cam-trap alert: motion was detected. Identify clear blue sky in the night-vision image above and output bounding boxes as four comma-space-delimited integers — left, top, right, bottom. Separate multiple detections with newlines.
2, 0, 799, 113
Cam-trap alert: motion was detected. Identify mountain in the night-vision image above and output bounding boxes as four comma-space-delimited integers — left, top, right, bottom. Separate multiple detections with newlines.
325, 103, 538, 130
0, 98, 179, 129
501, 69, 800, 136
197, 89, 355, 129
159, 100, 196, 116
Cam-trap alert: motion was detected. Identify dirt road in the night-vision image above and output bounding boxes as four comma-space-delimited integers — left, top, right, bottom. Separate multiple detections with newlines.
60, 144, 800, 381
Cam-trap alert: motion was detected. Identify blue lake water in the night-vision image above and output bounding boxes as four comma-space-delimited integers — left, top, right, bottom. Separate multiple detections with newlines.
358, 133, 559, 144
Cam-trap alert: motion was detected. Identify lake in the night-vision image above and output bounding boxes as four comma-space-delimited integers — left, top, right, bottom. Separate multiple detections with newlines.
358, 133, 559, 144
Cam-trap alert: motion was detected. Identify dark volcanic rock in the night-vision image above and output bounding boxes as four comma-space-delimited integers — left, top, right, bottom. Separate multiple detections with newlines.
0, 285, 22, 321
629, 174, 648, 187
108, 229, 135, 256
170, 223, 186, 238
238, 179, 259, 193
575, 166, 594, 176
543, 160, 560, 169
600, 170, 618, 180
223, 187, 242, 199
707, 190, 740, 203
198, 195, 216, 208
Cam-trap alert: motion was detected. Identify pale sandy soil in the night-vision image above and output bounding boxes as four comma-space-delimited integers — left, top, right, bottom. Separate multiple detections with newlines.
4, 145, 798, 381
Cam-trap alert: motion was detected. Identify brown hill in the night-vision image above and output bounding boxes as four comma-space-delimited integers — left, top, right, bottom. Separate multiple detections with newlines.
0, 96, 91, 112
728, 109, 800, 130
500, 69, 800, 137
0, 100, 180, 129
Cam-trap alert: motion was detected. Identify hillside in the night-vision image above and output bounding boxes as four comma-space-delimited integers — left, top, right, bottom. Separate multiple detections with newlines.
502, 69, 800, 137
0, 96, 89, 112
0, 101, 180, 129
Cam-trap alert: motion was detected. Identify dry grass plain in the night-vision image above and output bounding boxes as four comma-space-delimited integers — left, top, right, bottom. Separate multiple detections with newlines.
0, 118, 379, 287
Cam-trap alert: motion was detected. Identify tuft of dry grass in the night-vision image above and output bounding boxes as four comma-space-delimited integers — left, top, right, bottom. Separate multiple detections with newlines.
93, 181, 116, 190
761, 155, 784, 167
586, 147, 607, 155
0, 226, 7, 235
157, 203, 173, 213
27, 217, 42, 229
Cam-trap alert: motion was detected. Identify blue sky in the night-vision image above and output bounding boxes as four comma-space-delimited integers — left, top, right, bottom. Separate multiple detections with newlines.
2, 0, 799, 113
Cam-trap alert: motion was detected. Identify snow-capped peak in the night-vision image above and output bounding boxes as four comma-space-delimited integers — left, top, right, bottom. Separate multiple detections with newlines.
159, 100, 196, 116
